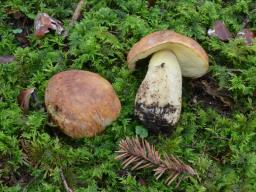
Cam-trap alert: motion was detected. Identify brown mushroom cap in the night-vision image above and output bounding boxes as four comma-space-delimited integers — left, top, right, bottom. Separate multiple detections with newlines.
45, 70, 121, 138
127, 30, 209, 78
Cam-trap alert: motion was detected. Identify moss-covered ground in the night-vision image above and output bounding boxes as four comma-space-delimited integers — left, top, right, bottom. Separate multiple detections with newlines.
0, 0, 256, 191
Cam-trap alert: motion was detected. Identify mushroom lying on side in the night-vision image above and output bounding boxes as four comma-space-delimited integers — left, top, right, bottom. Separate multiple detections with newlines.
127, 30, 209, 130
45, 70, 121, 138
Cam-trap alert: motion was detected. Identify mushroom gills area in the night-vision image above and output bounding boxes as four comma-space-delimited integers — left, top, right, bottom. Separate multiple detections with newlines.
135, 50, 182, 130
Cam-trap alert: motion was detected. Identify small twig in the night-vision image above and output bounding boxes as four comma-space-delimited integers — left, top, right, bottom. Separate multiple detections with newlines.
210, 155, 221, 163
212, 136, 230, 141
70, 0, 84, 27
60, 169, 74, 192
52, 131, 74, 192
226, 68, 243, 73
241, 17, 250, 29
64, 0, 85, 38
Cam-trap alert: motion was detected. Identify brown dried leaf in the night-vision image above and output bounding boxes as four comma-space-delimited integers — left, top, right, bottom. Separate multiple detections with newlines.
148, 0, 156, 7
0, 56, 16, 64
208, 20, 232, 41
34, 13, 64, 38
191, 76, 233, 109
5, 9, 24, 19
17, 88, 35, 113
237, 29, 255, 46
16, 35, 30, 47
200, 80, 233, 107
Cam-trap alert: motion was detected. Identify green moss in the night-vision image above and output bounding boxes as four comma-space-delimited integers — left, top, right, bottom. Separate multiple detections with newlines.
0, 0, 256, 191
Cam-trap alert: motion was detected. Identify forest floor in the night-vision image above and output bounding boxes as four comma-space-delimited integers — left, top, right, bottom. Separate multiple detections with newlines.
0, 0, 256, 191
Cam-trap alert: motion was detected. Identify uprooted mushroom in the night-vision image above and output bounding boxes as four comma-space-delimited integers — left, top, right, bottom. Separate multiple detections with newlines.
127, 30, 209, 130
45, 70, 121, 138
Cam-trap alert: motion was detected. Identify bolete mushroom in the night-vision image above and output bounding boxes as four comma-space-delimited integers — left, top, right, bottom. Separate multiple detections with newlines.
45, 70, 121, 138
127, 30, 208, 130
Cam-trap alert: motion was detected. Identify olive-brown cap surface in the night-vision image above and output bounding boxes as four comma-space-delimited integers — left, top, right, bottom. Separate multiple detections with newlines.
45, 70, 121, 138
127, 30, 209, 78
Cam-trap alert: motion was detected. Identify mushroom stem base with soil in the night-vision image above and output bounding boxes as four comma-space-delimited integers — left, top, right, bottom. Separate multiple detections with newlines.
135, 50, 182, 130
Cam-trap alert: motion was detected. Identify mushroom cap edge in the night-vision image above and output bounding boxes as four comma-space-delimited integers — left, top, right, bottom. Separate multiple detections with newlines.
127, 30, 209, 78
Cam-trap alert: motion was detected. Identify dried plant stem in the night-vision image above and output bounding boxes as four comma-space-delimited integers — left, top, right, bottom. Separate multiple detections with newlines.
52, 131, 74, 192
64, 0, 85, 38
60, 169, 74, 192
116, 137, 196, 186
70, 0, 84, 27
